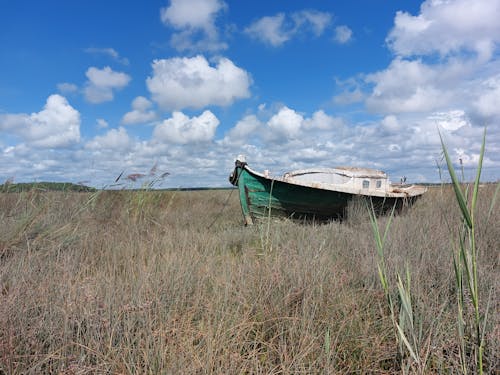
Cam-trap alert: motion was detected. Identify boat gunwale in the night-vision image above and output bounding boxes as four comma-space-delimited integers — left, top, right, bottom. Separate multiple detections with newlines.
242, 164, 427, 198
286, 167, 387, 179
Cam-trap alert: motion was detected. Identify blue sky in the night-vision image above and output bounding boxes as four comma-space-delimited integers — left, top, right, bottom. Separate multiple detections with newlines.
1, 0, 499, 188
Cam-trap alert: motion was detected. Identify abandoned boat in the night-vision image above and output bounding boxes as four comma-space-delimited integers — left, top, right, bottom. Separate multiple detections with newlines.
229, 155, 427, 225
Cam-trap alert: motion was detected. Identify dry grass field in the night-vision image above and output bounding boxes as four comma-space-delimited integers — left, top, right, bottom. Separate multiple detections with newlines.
0, 185, 498, 374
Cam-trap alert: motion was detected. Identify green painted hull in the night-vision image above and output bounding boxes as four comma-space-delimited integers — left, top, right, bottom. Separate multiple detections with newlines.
229, 164, 413, 225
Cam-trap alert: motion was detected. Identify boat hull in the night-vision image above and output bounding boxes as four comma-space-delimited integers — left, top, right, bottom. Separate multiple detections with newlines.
230, 164, 416, 225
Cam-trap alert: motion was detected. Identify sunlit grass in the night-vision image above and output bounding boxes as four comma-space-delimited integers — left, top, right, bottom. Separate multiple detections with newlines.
0, 174, 498, 373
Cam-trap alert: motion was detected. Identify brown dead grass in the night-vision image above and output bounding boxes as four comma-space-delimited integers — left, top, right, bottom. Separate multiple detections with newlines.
0, 186, 498, 374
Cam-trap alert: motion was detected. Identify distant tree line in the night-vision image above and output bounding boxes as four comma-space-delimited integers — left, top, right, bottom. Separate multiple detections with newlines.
0, 182, 96, 192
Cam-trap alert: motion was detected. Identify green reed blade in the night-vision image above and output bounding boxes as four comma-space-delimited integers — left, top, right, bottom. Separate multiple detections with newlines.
471, 128, 486, 214
396, 323, 419, 364
439, 131, 472, 229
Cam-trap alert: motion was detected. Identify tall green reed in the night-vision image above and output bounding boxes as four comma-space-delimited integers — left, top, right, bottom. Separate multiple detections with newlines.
368, 201, 428, 373
439, 128, 490, 374
369, 129, 493, 374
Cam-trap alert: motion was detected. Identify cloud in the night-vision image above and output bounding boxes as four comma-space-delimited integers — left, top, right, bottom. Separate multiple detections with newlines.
168, 30, 228, 52
146, 55, 251, 110
387, 0, 500, 61
333, 77, 365, 105
245, 13, 289, 47
304, 110, 344, 130
3, 2, 499, 187
245, 10, 333, 46
428, 110, 471, 132
96, 119, 109, 129
334, 25, 353, 44
362, 1, 500, 126
474, 74, 500, 118
221, 114, 262, 145
360, 59, 497, 171
333, 88, 364, 105
289, 147, 329, 162
84, 47, 129, 65
86, 127, 131, 150
333, 0, 500, 181
222, 107, 345, 150
57, 82, 78, 94
267, 106, 304, 139
221, 103, 498, 183
292, 10, 332, 36
160, 0, 227, 52
365, 58, 450, 113
161, 0, 225, 30
152, 110, 219, 144
380, 115, 401, 134
352, 0, 500, 166
121, 96, 157, 125
84, 66, 131, 104
2, 101, 496, 188
0, 94, 80, 148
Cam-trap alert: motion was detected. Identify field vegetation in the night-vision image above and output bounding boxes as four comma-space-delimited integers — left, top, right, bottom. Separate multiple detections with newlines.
0, 183, 498, 373
0, 182, 96, 193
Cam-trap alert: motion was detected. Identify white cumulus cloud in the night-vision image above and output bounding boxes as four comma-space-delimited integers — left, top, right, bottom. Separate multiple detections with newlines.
267, 106, 304, 139
161, 0, 225, 30
365, 58, 450, 113
292, 10, 332, 36
428, 110, 471, 132
304, 110, 344, 130
86, 127, 131, 150
84, 66, 131, 104
387, 0, 500, 61
0, 94, 80, 148
160, 0, 227, 52
245, 10, 333, 47
153, 110, 219, 144
245, 13, 290, 47
221, 114, 262, 145
146, 55, 251, 110
121, 96, 157, 125
474, 74, 500, 118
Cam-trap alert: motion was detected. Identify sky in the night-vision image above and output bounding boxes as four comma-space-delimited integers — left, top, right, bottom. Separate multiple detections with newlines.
1, 0, 499, 188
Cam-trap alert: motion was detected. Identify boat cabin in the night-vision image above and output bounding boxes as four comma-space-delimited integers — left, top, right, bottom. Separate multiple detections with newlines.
283, 167, 390, 192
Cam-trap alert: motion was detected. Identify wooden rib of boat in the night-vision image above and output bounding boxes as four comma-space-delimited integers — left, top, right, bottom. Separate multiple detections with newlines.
229, 155, 427, 225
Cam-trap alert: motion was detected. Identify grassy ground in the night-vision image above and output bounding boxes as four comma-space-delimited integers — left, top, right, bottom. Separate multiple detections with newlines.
0, 186, 498, 374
